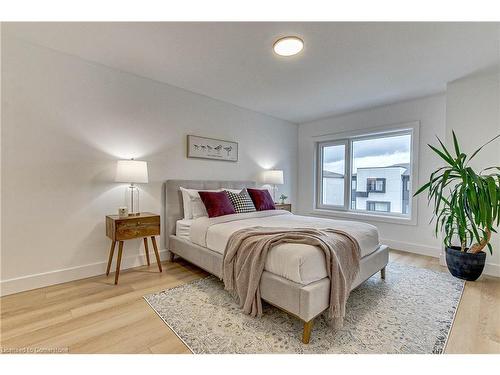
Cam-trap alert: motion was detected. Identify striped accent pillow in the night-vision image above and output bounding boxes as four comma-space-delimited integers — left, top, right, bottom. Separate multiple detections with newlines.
224, 189, 256, 213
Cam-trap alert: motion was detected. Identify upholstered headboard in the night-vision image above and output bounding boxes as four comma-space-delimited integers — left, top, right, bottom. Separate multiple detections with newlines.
163, 179, 257, 247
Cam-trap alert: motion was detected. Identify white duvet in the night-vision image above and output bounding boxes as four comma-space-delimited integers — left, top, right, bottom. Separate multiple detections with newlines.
189, 210, 380, 285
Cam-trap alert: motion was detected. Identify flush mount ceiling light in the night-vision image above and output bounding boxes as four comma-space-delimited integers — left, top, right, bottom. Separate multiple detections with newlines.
273, 36, 304, 57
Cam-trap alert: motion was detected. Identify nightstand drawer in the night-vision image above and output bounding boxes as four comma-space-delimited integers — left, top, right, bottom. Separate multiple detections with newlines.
275, 203, 292, 212
110, 216, 160, 240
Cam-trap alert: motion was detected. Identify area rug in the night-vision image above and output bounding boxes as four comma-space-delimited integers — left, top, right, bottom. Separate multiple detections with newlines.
144, 261, 464, 354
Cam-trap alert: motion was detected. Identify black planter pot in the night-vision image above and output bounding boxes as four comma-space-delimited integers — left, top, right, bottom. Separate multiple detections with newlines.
445, 246, 486, 281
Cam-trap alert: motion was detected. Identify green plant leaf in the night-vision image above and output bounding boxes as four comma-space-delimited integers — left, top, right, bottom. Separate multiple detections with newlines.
436, 136, 455, 164
482, 166, 500, 173
428, 144, 454, 166
468, 133, 500, 163
452, 130, 461, 159
413, 181, 431, 197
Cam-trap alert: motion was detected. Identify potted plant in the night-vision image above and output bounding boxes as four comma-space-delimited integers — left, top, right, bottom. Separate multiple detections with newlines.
279, 193, 288, 204
414, 131, 500, 281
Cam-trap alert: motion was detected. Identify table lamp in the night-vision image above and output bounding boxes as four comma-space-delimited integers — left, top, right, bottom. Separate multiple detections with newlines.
115, 159, 148, 216
262, 169, 284, 203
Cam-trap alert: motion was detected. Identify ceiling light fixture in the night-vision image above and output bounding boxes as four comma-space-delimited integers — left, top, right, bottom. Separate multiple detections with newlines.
273, 36, 304, 57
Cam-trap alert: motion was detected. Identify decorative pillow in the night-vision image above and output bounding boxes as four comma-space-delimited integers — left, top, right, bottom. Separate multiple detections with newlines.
180, 187, 220, 219
223, 188, 242, 194
225, 189, 256, 213
247, 188, 276, 211
198, 191, 236, 218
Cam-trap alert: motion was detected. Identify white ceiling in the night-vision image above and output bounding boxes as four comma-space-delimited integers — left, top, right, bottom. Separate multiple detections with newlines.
5, 22, 500, 123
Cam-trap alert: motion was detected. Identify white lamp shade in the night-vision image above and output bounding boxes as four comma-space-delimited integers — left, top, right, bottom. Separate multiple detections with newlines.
262, 169, 284, 185
115, 160, 149, 183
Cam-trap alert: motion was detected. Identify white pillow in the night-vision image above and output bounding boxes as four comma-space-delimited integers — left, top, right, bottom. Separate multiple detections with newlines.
180, 187, 220, 219
180, 187, 193, 219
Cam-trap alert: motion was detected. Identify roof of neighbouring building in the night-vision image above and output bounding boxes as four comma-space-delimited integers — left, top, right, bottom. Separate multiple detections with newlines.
389, 163, 411, 175
355, 163, 410, 176
322, 170, 344, 178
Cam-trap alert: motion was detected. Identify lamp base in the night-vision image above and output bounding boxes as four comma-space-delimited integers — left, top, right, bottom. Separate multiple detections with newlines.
127, 184, 140, 216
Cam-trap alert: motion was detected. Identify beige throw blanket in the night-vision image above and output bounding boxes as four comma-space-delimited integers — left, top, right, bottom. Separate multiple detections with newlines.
222, 227, 361, 326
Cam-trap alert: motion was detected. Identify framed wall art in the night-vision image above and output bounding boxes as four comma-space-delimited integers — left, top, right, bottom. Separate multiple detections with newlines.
187, 135, 238, 162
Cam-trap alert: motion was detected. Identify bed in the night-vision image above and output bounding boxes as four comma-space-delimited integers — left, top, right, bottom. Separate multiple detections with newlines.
164, 180, 389, 344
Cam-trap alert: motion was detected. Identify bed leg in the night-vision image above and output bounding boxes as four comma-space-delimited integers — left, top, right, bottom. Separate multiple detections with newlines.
167, 250, 175, 262
302, 319, 314, 344
381, 267, 386, 279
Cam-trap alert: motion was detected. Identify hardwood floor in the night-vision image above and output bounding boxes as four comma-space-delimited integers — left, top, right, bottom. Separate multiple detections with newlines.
1, 250, 499, 354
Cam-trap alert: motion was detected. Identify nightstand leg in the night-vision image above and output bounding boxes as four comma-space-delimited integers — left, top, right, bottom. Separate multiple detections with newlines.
143, 237, 151, 266
106, 240, 116, 276
114, 241, 124, 285
151, 236, 162, 272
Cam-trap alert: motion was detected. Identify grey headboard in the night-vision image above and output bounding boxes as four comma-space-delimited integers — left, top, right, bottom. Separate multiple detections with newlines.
163, 179, 257, 248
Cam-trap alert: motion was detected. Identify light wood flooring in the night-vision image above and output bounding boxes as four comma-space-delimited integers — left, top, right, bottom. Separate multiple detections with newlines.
1, 250, 499, 354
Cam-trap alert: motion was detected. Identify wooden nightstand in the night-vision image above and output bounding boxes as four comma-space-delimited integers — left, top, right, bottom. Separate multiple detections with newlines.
105, 212, 161, 284
275, 203, 292, 212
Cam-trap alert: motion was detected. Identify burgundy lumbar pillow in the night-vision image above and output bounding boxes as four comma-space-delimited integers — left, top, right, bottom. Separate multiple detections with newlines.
247, 188, 276, 211
198, 191, 236, 218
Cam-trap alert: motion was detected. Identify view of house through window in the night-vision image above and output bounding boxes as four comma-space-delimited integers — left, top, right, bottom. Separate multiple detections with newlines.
318, 131, 412, 217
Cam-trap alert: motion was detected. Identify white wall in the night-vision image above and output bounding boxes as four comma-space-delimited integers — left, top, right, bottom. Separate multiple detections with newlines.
446, 70, 500, 276
0, 35, 298, 295
298, 95, 447, 258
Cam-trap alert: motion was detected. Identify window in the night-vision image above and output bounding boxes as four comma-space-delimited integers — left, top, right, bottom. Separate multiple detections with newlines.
316, 128, 413, 218
367, 178, 386, 193
350, 176, 357, 209
367, 201, 391, 212
402, 175, 410, 214
318, 141, 346, 207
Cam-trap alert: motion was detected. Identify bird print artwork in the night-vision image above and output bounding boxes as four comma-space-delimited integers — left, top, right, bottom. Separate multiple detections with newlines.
188, 136, 236, 161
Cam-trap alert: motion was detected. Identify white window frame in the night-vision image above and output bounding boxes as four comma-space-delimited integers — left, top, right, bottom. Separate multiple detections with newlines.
316, 139, 349, 210
313, 121, 419, 226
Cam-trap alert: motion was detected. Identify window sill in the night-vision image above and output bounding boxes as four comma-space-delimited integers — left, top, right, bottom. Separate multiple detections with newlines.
310, 208, 417, 226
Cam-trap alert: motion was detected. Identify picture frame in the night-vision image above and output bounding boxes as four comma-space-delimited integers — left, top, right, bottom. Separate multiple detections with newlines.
187, 135, 238, 162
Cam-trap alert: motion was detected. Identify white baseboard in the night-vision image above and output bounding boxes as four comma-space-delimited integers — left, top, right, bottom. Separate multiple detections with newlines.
484, 262, 500, 277
3, 241, 497, 297
0, 249, 170, 297
380, 238, 441, 258
385, 239, 499, 277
